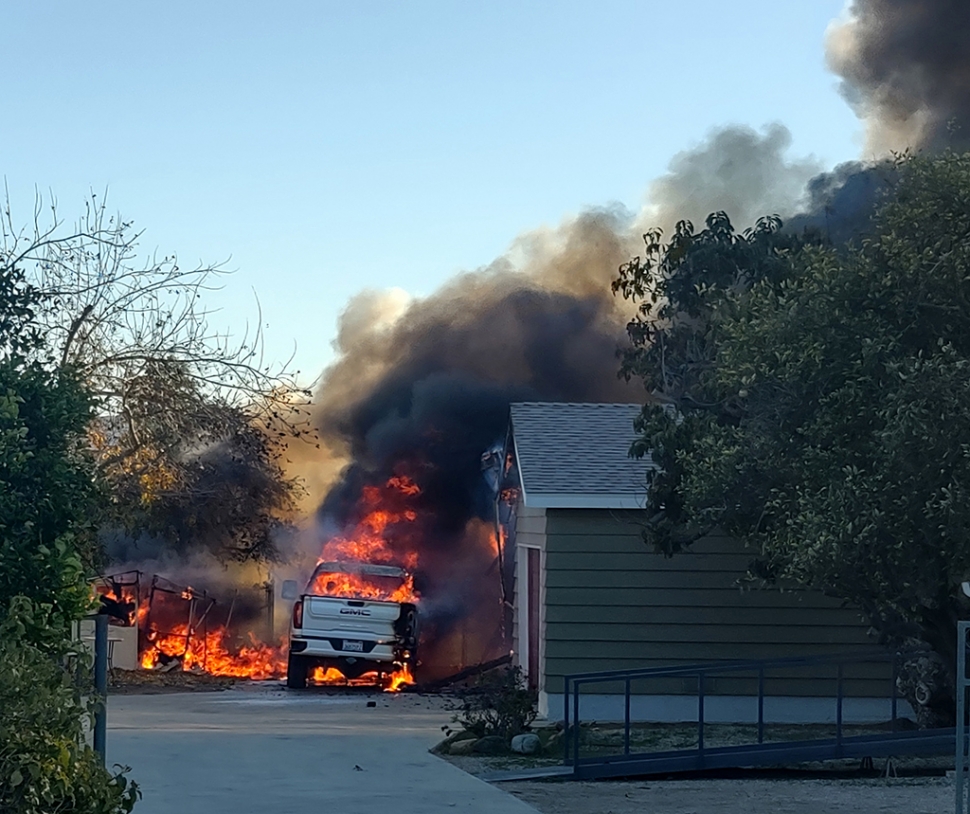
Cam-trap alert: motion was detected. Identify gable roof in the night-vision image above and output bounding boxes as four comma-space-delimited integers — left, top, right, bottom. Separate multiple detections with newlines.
509, 402, 654, 510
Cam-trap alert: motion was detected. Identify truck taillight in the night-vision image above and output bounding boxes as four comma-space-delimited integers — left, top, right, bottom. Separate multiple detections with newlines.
292, 599, 303, 629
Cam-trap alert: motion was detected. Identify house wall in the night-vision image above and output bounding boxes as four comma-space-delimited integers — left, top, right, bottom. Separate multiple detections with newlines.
528, 508, 898, 722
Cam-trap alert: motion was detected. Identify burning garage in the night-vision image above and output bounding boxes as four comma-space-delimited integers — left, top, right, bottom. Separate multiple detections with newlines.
504, 402, 892, 722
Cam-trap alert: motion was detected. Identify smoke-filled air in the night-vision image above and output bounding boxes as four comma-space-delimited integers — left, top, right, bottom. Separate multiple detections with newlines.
826, 0, 970, 154
102, 0, 970, 685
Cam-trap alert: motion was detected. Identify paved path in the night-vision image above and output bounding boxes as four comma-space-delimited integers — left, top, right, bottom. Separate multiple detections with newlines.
107, 684, 538, 814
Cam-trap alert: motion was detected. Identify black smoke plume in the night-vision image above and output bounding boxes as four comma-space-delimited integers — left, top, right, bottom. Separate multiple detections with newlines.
309, 214, 639, 673
303, 129, 822, 675
111, 2, 970, 677
827, 0, 970, 153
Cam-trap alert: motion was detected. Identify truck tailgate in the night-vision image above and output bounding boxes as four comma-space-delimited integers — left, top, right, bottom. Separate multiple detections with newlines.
302, 596, 401, 636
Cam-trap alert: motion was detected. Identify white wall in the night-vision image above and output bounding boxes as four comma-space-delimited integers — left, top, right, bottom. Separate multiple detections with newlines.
77, 619, 139, 670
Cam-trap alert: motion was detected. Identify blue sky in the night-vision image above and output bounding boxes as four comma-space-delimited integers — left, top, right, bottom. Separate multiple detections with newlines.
2, 1, 859, 383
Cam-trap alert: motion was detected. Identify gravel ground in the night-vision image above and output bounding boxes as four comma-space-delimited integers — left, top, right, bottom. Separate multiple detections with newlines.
502, 776, 952, 814
441, 738, 953, 813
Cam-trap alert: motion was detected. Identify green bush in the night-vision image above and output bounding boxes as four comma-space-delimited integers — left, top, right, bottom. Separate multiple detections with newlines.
451, 666, 537, 740
0, 602, 139, 814
0, 363, 101, 644
0, 248, 137, 810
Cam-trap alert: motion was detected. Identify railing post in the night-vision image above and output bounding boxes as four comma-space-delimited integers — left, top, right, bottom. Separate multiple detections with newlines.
956, 622, 969, 814
697, 671, 705, 758
563, 676, 570, 765
624, 678, 631, 755
93, 613, 108, 764
835, 662, 844, 752
891, 652, 898, 734
573, 680, 581, 768
757, 666, 765, 744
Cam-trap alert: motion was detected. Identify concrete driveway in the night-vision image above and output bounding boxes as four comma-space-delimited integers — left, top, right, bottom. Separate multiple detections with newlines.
107, 684, 538, 814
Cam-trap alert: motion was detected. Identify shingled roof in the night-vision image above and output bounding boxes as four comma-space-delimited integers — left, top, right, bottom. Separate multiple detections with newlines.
509, 402, 654, 510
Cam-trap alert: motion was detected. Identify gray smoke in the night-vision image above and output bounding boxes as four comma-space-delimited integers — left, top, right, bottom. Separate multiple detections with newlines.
639, 124, 821, 234
290, 124, 818, 677
827, 0, 970, 153
305, 123, 818, 515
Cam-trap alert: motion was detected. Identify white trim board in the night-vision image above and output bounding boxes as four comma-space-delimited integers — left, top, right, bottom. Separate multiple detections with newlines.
523, 493, 647, 509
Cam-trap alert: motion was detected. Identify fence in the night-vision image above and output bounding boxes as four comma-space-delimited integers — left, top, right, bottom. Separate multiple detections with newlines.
563, 649, 952, 779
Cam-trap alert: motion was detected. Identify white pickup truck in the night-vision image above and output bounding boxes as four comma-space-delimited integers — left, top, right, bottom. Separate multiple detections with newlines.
282, 561, 419, 689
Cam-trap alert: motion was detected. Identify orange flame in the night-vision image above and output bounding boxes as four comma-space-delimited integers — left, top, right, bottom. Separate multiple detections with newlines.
387, 665, 415, 692
129, 474, 425, 690
308, 570, 417, 603
315, 474, 422, 588
310, 664, 414, 691
140, 624, 287, 679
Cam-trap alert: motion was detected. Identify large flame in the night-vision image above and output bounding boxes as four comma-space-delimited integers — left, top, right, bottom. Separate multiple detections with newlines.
317, 475, 421, 573
309, 474, 422, 606
308, 569, 417, 603
140, 624, 287, 680
107, 474, 424, 692
301, 473, 421, 689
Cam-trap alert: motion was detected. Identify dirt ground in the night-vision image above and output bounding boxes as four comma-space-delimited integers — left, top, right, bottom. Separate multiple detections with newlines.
439, 730, 953, 814
501, 775, 952, 814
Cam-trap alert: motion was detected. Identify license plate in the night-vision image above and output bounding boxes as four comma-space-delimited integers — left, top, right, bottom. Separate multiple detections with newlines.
342, 640, 364, 652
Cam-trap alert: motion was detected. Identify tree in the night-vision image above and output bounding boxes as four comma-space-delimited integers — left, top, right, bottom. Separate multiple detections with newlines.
1, 193, 308, 562
615, 151, 970, 727
0, 253, 138, 813
97, 391, 298, 562
613, 211, 814, 550
0, 262, 99, 642
0, 602, 139, 814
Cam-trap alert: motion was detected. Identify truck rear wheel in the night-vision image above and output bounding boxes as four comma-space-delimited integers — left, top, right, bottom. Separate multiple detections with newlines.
286, 653, 308, 689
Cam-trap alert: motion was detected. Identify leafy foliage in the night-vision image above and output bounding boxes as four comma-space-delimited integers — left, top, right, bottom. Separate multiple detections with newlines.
1, 193, 310, 563
0, 264, 100, 642
0, 258, 137, 810
0, 601, 138, 814
450, 667, 537, 740
616, 151, 970, 722
613, 211, 814, 549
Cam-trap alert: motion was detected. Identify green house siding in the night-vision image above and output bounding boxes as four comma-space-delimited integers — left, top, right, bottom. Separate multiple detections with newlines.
542, 509, 880, 696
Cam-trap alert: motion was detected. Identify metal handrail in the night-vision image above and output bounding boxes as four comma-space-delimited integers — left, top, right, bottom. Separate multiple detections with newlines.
563, 648, 921, 770
955, 622, 970, 814
565, 648, 901, 684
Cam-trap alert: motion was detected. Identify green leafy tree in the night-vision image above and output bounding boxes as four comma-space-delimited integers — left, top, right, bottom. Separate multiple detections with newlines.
0, 261, 138, 810
0, 265, 99, 640
615, 151, 970, 727
613, 211, 814, 550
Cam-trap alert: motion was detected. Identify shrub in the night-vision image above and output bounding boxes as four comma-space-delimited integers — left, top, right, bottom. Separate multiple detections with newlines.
451, 666, 537, 740
0, 602, 139, 814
